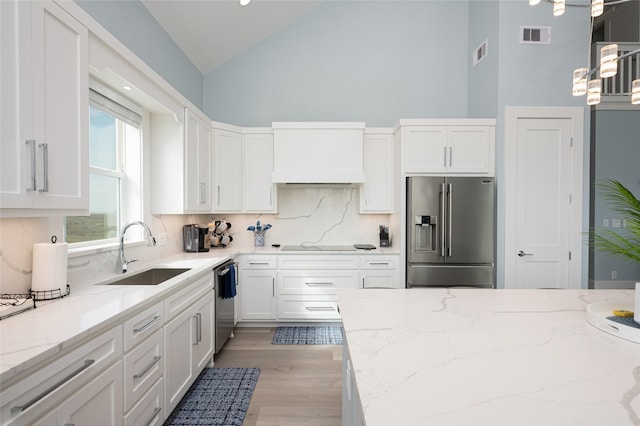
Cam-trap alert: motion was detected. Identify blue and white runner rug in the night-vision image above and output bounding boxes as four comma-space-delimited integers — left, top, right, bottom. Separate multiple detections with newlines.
165, 367, 260, 425
272, 326, 344, 345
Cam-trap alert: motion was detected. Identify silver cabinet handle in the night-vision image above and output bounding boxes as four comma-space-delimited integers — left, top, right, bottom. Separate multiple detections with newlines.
440, 183, 446, 257
199, 182, 206, 204
38, 143, 48, 192
305, 306, 335, 311
449, 146, 453, 167
443, 146, 447, 167
26, 140, 36, 192
368, 262, 390, 266
517, 250, 533, 257
11, 359, 95, 413
272, 278, 275, 297
193, 315, 199, 345
304, 282, 334, 286
144, 407, 162, 426
217, 185, 220, 205
248, 261, 270, 265
133, 316, 161, 333
448, 183, 452, 257
133, 355, 161, 379
196, 312, 202, 343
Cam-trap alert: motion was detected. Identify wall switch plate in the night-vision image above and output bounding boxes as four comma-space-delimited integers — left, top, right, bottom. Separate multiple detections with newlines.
611, 270, 618, 280
612, 219, 622, 228
603, 219, 609, 227
156, 232, 168, 246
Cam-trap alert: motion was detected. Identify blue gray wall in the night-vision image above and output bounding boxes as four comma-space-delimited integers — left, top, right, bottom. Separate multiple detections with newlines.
202, 1, 469, 127
75, 0, 203, 109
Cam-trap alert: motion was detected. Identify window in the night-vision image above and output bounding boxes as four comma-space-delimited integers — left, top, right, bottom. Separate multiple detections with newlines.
65, 82, 143, 245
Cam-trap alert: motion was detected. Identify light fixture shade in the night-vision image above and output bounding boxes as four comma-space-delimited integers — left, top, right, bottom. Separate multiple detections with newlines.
572, 68, 588, 96
600, 44, 618, 78
553, 0, 566, 16
587, 79, 601, 105
529, 0, 541, 5
632, 79, 640, 105
240, 0, 251, 5
591, 0, 604, 17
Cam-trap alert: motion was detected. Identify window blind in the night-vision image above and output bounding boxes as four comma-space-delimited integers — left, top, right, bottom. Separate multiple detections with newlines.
89, 88, 142, 128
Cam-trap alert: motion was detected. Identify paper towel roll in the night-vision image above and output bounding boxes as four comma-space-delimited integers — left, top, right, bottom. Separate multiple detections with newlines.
635, 282, 639, 324
31, 242, 68, 294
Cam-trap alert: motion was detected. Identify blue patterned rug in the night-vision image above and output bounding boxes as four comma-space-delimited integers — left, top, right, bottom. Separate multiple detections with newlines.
165, 367, 260, 425
272, 326, 343, 345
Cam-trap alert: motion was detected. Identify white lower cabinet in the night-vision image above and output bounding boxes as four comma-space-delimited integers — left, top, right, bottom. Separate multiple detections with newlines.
360, 255, 400, 288
342, 340, 364, 426
55, 361, 123, 426
240, 269, 277, 320
164, 290, 214, 417
123, 329, 163, 413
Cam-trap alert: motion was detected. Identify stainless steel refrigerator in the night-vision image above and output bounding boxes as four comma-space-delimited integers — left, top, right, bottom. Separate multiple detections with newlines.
406, 176, 495, 288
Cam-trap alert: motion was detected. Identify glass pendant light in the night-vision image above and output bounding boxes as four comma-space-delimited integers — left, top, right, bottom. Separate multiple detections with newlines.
632, 80, 640, 105
600, 44, 618, 78
553, 0, 566, 16
591, 0, 604, 17
240, 0, 251, 6
529, 0, 541, 5
587, 79, 601, 105
572, 68, 588, 96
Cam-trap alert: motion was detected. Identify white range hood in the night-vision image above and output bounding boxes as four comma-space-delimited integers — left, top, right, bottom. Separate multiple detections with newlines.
272, 122, 365, 184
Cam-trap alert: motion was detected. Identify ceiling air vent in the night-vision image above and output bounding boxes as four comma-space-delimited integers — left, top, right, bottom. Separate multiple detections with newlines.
520, 26, 551, 44
473, 39, 488, 67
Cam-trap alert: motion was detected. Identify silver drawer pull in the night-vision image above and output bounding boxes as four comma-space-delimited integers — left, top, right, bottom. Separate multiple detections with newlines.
305, 306, 335, 311
11, 359, 95, 413
305, 282, 334, 286
248, 262, 270, 265
144, 407, 162, 426
133, 356, 161, 379
134, 316, 161, 333
368, 262, 390, 265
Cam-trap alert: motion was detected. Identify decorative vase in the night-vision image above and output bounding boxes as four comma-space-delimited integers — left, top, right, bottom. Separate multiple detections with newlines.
254, 233, 265, 247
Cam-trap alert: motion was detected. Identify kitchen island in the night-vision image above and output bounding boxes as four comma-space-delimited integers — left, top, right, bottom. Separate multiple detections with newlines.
338, 288, 639, 426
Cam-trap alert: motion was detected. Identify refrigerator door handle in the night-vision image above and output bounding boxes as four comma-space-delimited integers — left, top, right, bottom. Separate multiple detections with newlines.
448, 183, 453, 257
440, 183, 446, 257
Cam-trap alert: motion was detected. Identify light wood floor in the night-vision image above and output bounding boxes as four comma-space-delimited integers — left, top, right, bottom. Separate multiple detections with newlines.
213, 327, 343, 426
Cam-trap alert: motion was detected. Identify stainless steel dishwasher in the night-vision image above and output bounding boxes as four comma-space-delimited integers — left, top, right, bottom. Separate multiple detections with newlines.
214, 260, 237, 354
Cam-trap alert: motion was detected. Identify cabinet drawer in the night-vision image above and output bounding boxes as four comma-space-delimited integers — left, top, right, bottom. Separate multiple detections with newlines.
278, 295, 340, 320
1, 326, 123, 426
361, 270, 400, 289
279, 270, 358, 295
240, 255, 277, 269
123, 329, 164, 412
123, 301, 163, 352
124, 378, 163, 426
278, 255, 359, 270
360, 255, 399, 269
164, 272, 212, 322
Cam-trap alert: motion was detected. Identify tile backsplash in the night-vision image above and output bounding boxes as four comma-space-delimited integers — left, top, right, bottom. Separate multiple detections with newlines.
0, 186, 392, 293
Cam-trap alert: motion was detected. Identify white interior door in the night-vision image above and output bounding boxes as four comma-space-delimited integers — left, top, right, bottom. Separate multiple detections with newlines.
505, 107, 584, 289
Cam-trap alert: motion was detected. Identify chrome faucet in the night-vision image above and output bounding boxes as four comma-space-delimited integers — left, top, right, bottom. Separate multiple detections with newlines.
116, 221, 157, 273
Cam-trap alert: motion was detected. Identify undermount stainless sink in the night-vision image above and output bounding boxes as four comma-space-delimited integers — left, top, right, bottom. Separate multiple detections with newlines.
105, 268, 191, 286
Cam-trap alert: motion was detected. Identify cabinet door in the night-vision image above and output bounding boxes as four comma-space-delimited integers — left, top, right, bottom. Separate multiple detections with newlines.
1, 0, 89, 212
447, 126, 493, 174
192, 292, 214, 372
184, 109, 212, 211
361, 271, 400, 289
361, 133, 393, 213
57, 361, 123, 426
402, 126, 447, 173
240, 270, 277, 320
31, 0, 88, 210
243, 133, 276, 212
213, 128, 242, 212
164, 306, 195, 415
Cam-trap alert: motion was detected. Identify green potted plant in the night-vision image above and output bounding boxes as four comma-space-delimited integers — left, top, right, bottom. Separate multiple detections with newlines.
590, 179, 640, 264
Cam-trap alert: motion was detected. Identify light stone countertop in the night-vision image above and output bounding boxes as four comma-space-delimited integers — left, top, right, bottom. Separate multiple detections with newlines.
338, 288, 639, 426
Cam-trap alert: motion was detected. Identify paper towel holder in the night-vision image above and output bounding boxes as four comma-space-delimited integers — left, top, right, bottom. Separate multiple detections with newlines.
31, 284, 70, 301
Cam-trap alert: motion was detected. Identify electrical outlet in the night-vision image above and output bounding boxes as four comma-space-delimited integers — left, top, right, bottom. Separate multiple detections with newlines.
612, 219, 622, 228
603, 219, 609, 227
156, 232, 168, 246
611, 270, 617, 280
622, 219, 627, 228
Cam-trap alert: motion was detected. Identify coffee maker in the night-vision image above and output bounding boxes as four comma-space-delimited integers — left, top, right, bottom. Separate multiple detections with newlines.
183, 224, 209, 252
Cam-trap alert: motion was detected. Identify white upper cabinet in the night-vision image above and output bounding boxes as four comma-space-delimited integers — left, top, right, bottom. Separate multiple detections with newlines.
400, 119, 495, 176
184, 109, 212, 211
360, 129, 394, 213
213, 124, 242, 212
243, 130, 276, 213
272, 122, 365, 184
1, 0, 89, 216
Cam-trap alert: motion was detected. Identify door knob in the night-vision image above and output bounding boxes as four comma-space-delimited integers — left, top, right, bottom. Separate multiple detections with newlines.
517, 250, 533, 257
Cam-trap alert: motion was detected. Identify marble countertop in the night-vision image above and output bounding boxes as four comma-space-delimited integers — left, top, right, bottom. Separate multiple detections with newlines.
338, 288, 639, 426
0, 250, 237, 386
